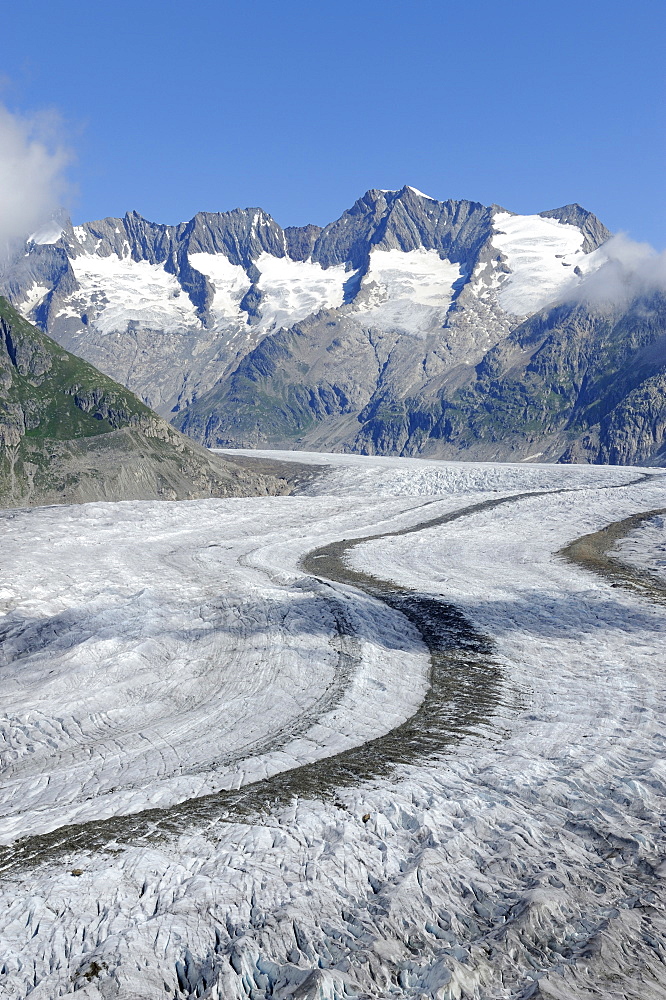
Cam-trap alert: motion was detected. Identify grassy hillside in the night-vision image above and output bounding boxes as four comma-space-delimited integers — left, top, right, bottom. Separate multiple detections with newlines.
0, 297, 284, 506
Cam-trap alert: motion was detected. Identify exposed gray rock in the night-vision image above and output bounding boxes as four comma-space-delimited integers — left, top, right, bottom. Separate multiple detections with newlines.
176, 290, 666, 467
309, 187, 498, 272
284, 224, 323, 261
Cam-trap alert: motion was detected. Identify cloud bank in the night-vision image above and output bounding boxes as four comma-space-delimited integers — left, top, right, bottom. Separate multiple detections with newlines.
564, 233, 666, 310
0, 104, 72, 260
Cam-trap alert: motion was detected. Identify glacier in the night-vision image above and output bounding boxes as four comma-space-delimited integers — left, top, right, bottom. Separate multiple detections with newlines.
490, 211, 590, 315
0, 452, 665, 998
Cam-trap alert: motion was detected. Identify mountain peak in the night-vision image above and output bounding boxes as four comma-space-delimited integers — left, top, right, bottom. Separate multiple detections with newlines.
539, 204, 611, 252
402, 185, 437, 200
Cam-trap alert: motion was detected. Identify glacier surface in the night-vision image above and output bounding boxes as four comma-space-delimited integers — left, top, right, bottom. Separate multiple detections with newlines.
1, 453, 665, 999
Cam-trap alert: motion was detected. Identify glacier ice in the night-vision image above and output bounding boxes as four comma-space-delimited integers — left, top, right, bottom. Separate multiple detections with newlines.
0, 453, 665, 998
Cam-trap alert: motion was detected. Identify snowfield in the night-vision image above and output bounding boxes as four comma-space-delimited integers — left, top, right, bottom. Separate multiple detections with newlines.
0, 452, 665, 1000
253, 253, 349, 332
491, 212, 595, 315
354, 249, 463, 335
189, 252, 350, 335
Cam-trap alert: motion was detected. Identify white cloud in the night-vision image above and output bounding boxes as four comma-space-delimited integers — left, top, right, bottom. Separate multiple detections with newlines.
0, 104, 72, 259
563, 233, 666, 310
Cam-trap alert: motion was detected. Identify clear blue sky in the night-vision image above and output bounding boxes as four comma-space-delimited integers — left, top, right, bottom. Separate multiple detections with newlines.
5, 0, 665, 246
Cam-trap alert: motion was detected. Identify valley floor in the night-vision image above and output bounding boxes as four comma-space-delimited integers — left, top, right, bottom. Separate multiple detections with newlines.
0, 453, 665, 999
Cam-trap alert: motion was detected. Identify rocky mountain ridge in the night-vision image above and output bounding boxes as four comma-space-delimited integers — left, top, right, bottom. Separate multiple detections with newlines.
174, 290, 666, 466
6, 186, 664, 467
3, 187, 610, 411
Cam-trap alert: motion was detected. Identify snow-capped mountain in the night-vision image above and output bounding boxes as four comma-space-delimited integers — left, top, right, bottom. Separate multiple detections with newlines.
9, 186, 665, 467
3, 186, 609, 415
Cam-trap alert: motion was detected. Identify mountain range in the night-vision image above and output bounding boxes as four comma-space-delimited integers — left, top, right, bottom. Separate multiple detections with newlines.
3, 185, 665, 466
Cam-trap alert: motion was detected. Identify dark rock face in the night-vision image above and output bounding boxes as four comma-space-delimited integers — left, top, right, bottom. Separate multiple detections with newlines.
284, 224, 323, 262
307, 189, 500, 271
0, 297, 286, 507
423, 293, 666, 466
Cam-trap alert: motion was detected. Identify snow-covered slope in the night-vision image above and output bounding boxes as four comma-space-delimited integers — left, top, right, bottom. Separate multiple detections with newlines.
491, 211, 588, 314
184, 252, 250, 326
354, 248, 463, 334
66, 252, 201, 334
1, 452, 666, 998
254, 252, 349, 330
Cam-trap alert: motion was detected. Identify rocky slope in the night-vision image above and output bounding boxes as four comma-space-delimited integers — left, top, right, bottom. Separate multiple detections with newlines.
187, 288, 666, 465
0, 297, 285, 506
7, 186, 664, 466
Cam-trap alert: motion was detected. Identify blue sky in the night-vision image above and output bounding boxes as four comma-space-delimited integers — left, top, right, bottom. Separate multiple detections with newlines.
4, 0, 665, 246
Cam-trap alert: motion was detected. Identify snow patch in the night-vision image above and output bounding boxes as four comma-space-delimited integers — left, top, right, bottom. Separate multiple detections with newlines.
66, 253, 201, 334
18, 282, 50, 316
492, 211, 594, 314
407, 185, 436, 201
255, 253, 349, 331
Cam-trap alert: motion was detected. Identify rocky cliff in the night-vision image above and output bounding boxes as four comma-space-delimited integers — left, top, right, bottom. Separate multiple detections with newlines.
172, 290, 666, 465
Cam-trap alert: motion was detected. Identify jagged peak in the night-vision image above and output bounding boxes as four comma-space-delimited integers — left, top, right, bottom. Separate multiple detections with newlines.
539, 203, 612, 252
191, 206, 276, 221
541, 201, 589, 217
402, 184, 437, 201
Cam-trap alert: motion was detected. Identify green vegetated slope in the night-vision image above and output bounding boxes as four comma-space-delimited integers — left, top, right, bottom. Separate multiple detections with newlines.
0, 297, 284, 507
176, 293, 666, 466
